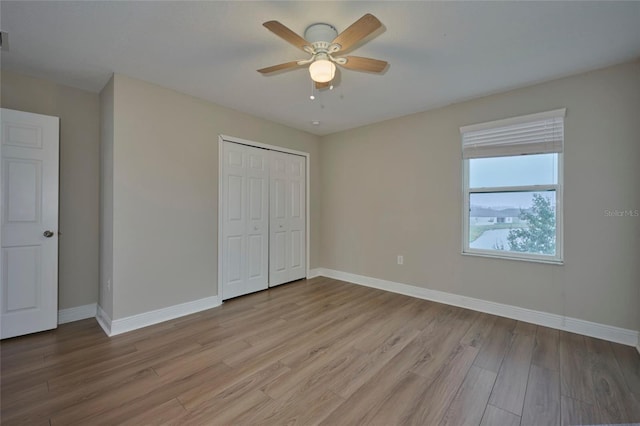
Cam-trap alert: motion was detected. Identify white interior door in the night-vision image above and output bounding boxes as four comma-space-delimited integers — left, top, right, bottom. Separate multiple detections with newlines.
269, 151, 306, 287
221, 141, 269, 300
1, 108, 59, 339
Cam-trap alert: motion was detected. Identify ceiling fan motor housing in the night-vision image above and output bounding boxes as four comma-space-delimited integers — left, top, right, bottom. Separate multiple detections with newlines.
304, 23, 338, 52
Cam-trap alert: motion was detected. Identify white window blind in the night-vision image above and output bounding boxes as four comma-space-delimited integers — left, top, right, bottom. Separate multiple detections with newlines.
461, 108, 566, 159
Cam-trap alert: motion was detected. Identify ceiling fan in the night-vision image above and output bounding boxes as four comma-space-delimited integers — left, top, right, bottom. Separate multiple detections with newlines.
258, 13, 388, 89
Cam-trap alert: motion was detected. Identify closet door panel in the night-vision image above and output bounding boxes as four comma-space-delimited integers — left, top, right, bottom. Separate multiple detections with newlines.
288, 156, 306, 281
221, 142, 269, 300
269, 151, 306, 286
245, 149, 269, 293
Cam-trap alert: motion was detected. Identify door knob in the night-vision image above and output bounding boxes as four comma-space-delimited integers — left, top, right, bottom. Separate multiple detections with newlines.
43, 230, 54, 238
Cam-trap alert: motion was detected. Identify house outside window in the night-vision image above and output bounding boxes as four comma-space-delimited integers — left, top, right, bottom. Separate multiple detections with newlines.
461, 109, 565, 263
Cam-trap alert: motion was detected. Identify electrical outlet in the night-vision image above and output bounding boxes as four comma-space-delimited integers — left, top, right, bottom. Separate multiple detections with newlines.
397, 255, 404, 265
107, 279, 111, 291
0, 31, 8, 51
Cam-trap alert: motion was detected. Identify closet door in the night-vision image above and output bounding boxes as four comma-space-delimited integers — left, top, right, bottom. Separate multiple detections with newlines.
221, 142, 269, 300
270, 151, 306, 287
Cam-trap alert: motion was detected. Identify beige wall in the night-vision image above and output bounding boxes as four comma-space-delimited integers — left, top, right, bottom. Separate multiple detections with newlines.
107, 74, 321, 319
4, 61, 637, 334
319, 60, 640, 331
1, 70, 100, 310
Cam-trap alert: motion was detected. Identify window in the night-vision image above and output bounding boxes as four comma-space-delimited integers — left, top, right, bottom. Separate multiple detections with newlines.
461, 109, 565, 263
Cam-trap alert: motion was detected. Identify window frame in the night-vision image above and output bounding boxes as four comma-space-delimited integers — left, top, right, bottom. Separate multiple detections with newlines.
462, 148, 564, 264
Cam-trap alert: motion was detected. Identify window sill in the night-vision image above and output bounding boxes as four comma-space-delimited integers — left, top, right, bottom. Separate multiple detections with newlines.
461, 250, 564, 265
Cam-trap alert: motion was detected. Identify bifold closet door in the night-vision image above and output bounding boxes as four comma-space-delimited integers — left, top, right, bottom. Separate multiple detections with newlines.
269, 150, 306, 287
221, 142, 269, 300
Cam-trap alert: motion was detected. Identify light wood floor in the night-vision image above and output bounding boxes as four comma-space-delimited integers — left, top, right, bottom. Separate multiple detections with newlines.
1, 277, 639, 425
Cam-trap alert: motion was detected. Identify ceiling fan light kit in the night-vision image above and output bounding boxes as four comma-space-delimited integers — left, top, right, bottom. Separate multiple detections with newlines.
309, 58, 336, 83
258, 14, 388, 89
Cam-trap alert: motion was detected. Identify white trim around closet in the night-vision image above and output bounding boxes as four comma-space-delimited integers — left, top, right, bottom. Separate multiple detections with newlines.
217, 134, 311, 301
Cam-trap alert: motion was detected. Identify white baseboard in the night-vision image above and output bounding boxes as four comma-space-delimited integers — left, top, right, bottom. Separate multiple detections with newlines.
96, 296, 221, 337
58, 303, 97, 324
317, 268, 640, 348
307, 268, 322, 279
96, 304, 112, 336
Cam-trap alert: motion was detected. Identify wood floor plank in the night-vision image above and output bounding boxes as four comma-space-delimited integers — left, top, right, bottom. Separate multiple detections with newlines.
513, 321, 537, 336
474, 316, 517, 373
1, 415, 51, 426
277, 314, 373, 369
440, 365, 497, 426
2, 367, 160, 425
585, 336, 640, 424
459, 312, 498, 349
180, 389, 271, 426
41, 330, 114, 359
336, 297, 420, 353
177, 360, 289, 411
611, 341, 640, 395
318, 337, 431, 425
118, 398, 187, 426
408, 307, 477, 379
521, 364, 561, 426
51, 362, 231, 425
480, 404, 521, 426
262, 347, 363, 401
0, 350, 45, 376
355, 370, 428, 425
0, 381, 48, 410
95, 321, 181, 352
223, 313, 364, 373
151, 338, 250, 377
560, 395, 598, 426
532, 325, 560, 371
47, 341, 202, 393
333, 322, 421, 399
559, 331, 595, 404
130, 324, 217, 353
196, 318, 288, 347
259, 389, 344, 426
227, 292, 386, 368
488, 331, 535, 415
229, 386, 342, 426
1, 341, 137, 391
0, 319, 100, 357
2, 278, 639, 425
404, 344, 480, 425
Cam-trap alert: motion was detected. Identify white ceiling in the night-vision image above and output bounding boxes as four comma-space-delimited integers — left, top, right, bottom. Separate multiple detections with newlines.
1, 1, 639, 135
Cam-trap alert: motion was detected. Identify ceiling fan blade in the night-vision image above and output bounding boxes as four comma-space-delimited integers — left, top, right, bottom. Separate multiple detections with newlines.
341, 56, 388, 73
263, 21, 310, 51
331, 14, 382, 52
257, 61, 301, 74
315, 81, 330, 89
